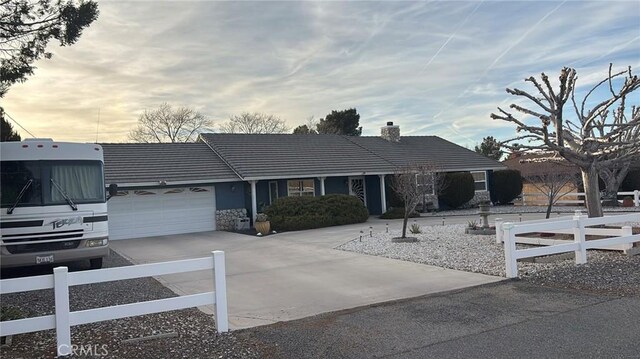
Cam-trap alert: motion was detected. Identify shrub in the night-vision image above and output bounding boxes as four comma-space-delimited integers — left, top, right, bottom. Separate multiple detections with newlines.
490, 169, 523, 204
265, 194, 368, 231
438, 172, 475, 209
409, 223, 422, 234
379, 207, 420, 219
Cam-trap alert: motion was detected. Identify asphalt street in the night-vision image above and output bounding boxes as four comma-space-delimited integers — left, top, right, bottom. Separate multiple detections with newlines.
239, 281, 640, 358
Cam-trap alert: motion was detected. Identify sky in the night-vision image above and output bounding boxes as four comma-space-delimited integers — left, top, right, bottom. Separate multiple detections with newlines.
3, 0, 639, 148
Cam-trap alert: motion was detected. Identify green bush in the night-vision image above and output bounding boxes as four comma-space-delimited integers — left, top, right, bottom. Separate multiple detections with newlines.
265, 194, 368, 231
438, 172, 475, 209
490, 169, 523, 204
379, 207, 420, 219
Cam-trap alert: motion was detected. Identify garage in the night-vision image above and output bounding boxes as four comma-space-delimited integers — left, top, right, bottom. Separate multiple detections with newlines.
108, 186, 216, 240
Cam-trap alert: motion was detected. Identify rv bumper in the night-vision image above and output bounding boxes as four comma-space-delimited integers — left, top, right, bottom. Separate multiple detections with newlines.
0, 241, 109, 269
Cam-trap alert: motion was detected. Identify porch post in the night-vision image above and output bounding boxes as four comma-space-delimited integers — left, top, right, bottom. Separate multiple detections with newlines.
250, 180, 257, 224
379, 174, 387, 213
319, 177, 326, 196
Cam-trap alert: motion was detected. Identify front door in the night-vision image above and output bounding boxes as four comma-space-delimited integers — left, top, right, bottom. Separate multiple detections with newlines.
348, 176, 367, 205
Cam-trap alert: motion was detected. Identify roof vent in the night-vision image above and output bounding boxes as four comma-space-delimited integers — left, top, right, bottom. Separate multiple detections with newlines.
381, 122, 400, 142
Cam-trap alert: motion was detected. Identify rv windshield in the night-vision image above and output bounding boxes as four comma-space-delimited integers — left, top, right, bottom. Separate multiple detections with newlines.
1, 160, 104, 208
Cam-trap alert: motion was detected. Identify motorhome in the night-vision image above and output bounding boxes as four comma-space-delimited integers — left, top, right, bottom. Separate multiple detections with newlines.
1, 139, 114, 269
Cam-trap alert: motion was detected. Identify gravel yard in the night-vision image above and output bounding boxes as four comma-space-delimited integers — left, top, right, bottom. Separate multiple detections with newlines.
337, 224, 640, 296
423, 205, 640, 217
0, 251, 260, 359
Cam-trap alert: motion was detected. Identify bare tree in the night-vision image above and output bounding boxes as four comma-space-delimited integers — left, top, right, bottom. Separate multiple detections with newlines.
218, 112, 289, 134
520, 156, 580, 219
292, 116, 318, 134
599, 161, 631, 207
392, 163, 447, 238
491, 64, 640, 217
128, 103, 212, 143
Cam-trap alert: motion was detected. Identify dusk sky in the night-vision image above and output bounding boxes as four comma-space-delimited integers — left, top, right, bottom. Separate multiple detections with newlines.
3, 0, 639, 147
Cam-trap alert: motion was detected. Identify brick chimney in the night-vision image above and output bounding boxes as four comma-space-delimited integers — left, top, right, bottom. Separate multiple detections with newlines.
381, 122, 400, 142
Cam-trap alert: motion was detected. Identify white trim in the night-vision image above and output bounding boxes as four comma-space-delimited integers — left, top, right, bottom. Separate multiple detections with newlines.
240, 168, 505, 182
110, 178, 240, 188
268, 181, 278, 204
319, 177, 326, 196
471, 171, 488, 192
379, 175, 387, 213
250, 180, 257, 223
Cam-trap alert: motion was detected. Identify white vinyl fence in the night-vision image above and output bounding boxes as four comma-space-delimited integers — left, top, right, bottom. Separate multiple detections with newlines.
497, 213, 639, 278
0, 251, 228, 357
521, 190, 640, 206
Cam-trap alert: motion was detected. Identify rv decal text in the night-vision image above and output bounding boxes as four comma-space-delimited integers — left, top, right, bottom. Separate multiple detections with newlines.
49, 217, 82, 229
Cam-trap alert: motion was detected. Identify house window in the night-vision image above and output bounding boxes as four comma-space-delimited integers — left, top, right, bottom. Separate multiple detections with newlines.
287, 179, 315, 197
416, 173, 435, 195
269, 181, 279, 204
471, 171, 487, 191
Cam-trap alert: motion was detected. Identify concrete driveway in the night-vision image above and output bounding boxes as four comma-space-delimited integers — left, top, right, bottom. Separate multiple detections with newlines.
110, 219, 502, 329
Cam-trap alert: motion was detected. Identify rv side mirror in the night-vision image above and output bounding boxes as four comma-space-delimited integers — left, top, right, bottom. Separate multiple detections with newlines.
107, 184, 118, 200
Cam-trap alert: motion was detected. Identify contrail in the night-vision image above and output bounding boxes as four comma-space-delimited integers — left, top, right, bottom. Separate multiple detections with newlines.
414, 1, 566, 134
420, 1, 484, 74
482, 0, 566, 77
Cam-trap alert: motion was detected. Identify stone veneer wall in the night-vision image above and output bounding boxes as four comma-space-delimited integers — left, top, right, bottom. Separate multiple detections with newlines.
216, 208, 248, 231
462, 191, 491, 208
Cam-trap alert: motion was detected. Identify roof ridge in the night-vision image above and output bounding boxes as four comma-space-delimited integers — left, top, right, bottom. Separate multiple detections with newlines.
341, 135, 398, 169
198, 134, 245, 180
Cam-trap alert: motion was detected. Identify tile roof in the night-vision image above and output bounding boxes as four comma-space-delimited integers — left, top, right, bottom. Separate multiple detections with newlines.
199, 133, 505, 179
199, 133, 396, 179
103, 134, 506, 185
101, 142, 240, 185
346, 136, 505, 172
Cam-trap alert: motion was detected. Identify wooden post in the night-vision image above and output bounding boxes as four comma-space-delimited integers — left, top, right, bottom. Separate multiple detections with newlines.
212, 251, 229, 333
53, 267, 71, 357
495, 218, 503, 244
634, 190, 639, 207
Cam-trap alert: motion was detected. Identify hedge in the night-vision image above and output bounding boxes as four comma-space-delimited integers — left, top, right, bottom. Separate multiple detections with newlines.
264, 194, 369, 231
438, 172, 475, 209
490, 169, 523, 204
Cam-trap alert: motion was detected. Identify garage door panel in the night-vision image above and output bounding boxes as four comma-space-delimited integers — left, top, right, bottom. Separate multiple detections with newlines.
108, 186, 216, 240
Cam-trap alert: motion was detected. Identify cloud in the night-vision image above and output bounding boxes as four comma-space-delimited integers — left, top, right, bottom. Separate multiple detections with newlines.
2, 0, 638, 147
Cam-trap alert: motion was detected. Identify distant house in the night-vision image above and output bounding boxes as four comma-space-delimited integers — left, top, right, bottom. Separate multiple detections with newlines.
102, 123, 505, 240
503, 153, 581, 206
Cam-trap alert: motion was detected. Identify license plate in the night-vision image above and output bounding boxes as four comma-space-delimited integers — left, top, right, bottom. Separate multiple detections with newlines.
36, 255, 54, 264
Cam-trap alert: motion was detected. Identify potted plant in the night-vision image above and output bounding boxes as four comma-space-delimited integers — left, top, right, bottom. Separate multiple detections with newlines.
254, 213, 270, 235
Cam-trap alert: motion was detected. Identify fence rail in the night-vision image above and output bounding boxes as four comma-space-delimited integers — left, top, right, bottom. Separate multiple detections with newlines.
521, 190, 640, 207
500, 213, 639, 278
0, 251, 228, 357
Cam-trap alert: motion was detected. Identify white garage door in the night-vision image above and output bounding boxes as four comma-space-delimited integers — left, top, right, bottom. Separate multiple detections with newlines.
107, 186, 216, 240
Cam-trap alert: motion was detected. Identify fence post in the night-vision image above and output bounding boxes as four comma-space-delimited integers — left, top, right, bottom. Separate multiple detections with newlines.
634, 190, 639, 207
212, 251, 229, 333
503, 223, 518, 278
572, 215, 587, 264
495, 218, 503, 244
53, 267, 71, 357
